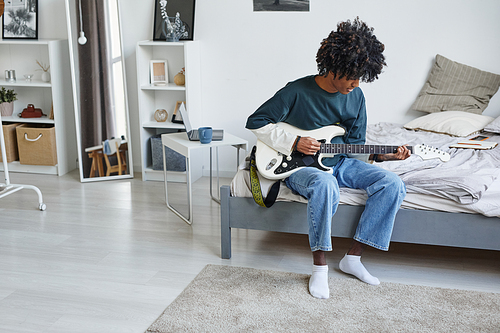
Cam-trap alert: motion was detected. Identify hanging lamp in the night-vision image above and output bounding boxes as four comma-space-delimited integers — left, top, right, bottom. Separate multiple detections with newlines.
77, 0, 87, 44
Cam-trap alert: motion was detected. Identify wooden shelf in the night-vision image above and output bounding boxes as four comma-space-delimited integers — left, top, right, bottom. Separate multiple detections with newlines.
0, 78, 52, 88
136, 40, 201, 181
137, 40, 185, 47
0, 39, 76, 176
1, 114, 54, 124
0, 161, 58, 175
0, 39, 60, 45
141, 83, 185, 91
142, 121, 185, 129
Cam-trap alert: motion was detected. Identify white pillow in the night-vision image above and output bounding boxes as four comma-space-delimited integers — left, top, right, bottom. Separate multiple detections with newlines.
404, 111, 494, 137
484, 115, 500, 134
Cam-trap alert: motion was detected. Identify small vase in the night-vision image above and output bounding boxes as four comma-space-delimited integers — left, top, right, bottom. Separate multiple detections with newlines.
0, 102, 14, 117
174, 72, 185, 86
41, 71, 50, 82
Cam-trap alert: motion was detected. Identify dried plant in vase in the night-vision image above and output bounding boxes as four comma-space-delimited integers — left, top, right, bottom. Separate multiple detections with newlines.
36, 60, 51, 82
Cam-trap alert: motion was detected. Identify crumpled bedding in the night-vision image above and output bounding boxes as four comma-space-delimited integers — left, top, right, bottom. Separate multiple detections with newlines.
231, 122, 500, 213
367, 122, 500, 204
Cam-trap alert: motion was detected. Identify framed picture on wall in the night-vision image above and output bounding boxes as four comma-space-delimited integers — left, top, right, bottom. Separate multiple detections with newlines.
171, 101, 185, 124
150, 60, 168, 86
153, 0, 195, 41
253, 0, 309, 12
2, 0, 38, 39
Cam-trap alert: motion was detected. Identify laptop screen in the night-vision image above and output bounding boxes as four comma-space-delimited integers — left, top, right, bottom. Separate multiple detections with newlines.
178, 102, 193, 132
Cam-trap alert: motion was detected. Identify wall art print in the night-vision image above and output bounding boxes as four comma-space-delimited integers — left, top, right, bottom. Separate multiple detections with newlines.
2, 0, 38, 39
153, 0, 195, 41
253, 0, 309, 12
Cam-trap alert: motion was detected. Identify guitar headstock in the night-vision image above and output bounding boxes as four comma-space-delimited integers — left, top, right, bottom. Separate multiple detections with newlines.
413, 144, 450, 162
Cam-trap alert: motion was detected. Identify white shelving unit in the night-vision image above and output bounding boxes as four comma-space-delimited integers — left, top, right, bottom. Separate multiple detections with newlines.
136, 40, 202, 181
0, 39, 76, 176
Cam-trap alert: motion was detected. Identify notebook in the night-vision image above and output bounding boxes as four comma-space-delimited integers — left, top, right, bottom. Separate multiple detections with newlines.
449, 141, 498, 150
178, 103, 224, 141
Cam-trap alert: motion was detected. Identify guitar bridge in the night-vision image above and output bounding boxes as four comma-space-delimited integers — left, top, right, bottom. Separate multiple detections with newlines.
266, 158, 277, 170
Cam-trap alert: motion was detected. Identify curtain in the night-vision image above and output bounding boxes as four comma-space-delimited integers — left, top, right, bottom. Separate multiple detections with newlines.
76, 0, 116, 177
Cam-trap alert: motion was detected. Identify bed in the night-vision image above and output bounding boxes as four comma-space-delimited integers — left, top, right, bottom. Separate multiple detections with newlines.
220, 55, 500, 259
221, 122, 500, 258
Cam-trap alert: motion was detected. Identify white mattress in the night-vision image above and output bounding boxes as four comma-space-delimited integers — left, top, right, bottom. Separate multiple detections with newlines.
231, 122, 500, 218
230, 168, 500, 218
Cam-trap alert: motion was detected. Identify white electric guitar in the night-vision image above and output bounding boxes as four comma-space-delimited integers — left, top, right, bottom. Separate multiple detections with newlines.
256, 122, 450, 180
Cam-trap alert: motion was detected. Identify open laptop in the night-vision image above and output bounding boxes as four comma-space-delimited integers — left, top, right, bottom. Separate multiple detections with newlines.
178, 103, 224, 141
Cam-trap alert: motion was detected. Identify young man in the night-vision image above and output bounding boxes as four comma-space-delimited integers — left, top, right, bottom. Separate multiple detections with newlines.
246, 18, 411, 299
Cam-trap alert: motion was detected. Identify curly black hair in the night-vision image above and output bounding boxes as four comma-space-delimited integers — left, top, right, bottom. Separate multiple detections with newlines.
316, 17, 386, 83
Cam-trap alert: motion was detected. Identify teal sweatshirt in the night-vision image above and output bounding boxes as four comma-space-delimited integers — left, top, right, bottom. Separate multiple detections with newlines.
246, 75, 367, 166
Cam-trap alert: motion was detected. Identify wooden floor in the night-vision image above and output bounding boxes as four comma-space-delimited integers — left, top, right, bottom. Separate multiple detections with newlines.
1, 171, 499, 332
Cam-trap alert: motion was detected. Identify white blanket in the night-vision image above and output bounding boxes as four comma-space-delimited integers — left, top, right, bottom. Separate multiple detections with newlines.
231, 122, 500, 217
367, 123, 500, 204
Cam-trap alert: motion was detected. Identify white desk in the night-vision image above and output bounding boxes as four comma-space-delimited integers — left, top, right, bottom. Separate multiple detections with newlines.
161, 132, 248, 225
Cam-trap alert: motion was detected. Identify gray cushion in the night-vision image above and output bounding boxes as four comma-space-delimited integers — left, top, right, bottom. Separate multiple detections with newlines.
411, 54, 500, 114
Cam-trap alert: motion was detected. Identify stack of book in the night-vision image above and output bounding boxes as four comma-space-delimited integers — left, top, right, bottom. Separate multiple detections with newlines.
449, 140, 498, 150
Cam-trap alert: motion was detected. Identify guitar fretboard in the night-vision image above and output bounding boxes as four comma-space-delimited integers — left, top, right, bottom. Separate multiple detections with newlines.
320, 144, 413, 155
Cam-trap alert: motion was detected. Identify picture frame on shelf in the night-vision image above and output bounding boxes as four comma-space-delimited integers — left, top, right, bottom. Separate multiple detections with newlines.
150, 60, 168, 86
2, 0, 38, 40
153, 0, 195, 41
171, 101, 185, 124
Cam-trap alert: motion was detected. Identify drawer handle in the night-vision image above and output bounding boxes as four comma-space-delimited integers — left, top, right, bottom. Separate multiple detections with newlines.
25, 133, 43, 142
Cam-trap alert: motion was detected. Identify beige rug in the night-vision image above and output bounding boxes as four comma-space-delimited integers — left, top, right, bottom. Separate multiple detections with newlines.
146, 264, 500, 332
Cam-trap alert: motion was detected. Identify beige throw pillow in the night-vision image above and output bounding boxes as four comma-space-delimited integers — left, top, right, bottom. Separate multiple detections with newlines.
411, 55, 500, 114
404, 111, 494, 137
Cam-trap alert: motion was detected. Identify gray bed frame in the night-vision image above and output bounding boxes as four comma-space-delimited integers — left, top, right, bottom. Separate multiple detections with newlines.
220, 185, 500, 259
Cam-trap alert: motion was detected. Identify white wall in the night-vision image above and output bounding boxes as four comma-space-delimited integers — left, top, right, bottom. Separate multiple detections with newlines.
40, 0, 500, 175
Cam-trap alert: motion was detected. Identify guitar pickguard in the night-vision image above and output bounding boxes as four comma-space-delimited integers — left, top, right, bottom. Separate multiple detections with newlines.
273, 140, 329, 176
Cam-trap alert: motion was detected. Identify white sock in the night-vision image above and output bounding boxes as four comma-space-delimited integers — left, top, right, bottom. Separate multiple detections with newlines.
339, 254, 380, 285
309, 264, 329, 299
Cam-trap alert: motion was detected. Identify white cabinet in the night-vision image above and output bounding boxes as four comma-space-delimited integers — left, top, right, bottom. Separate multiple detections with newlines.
0, 39, 76, 176
136, 40, 202, 181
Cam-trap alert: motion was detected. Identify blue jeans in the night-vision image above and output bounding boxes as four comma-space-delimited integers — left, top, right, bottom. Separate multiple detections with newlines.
284, 157, 406, 252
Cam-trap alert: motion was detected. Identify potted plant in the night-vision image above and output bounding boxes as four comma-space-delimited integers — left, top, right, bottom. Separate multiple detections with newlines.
0, 87, 18, 116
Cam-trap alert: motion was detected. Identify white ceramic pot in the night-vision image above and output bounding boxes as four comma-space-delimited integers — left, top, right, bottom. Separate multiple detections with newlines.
0, 102, 14, 116
41, 71, 51, 82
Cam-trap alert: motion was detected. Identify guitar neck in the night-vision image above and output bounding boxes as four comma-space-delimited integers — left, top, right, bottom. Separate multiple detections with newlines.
321, 143, 413, 155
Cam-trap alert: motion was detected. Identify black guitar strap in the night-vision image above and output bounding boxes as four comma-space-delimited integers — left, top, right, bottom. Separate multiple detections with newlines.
249, 146, 280, 208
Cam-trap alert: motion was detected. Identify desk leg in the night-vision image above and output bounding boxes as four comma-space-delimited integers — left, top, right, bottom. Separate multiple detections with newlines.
209, 147, 221, 204
210, 145, 244, 204
236, 148, 240, 169
89, 152, 97, 178
163, 146, 193, 225
97, 153, 104, 177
